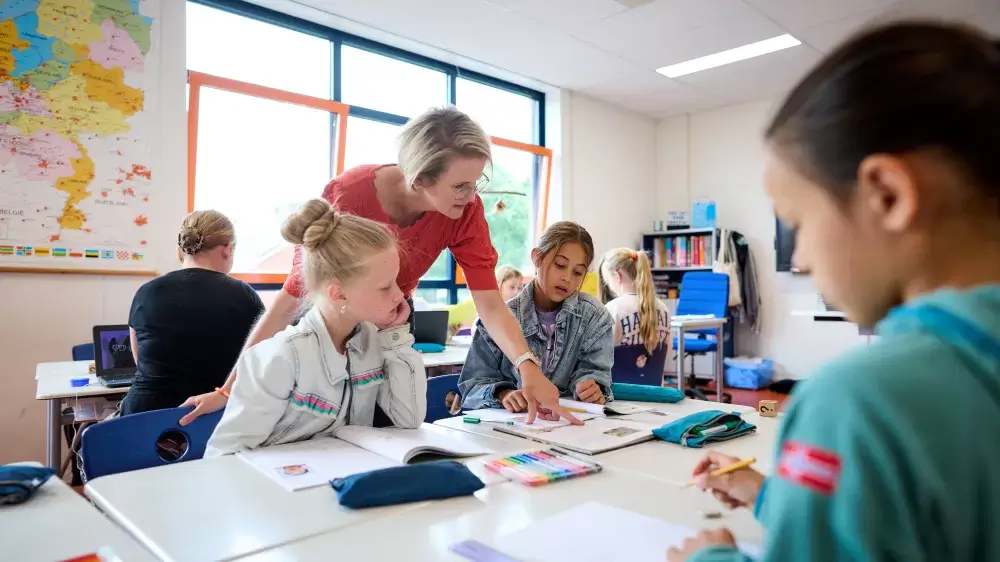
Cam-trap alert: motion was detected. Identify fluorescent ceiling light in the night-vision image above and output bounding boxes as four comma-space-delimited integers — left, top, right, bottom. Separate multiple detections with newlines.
656, 34, 801, 78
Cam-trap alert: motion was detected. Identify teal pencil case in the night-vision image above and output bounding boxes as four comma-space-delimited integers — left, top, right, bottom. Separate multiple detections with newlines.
610, 383, 684, 403
652, 410, 756, 448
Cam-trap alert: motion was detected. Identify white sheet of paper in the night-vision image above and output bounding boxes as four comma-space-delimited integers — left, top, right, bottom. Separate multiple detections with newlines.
603, 402, 653, 415
463, 408, 599, 429
237, 438, 398, 492
499, 502, 761, 561
495, 417, 659, 455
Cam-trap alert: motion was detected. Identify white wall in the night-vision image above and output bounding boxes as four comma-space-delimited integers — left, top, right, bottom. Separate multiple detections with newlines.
655, 100, 865, 379
0, 0, 188, 465
561, 92, 657, 258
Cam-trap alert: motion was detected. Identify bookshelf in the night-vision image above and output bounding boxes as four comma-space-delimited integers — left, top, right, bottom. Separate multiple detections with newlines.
641, 228, 720, 300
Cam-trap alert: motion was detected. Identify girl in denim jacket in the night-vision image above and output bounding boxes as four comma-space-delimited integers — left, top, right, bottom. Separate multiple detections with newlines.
206, 199, 425, 456
459, 221, 614, 412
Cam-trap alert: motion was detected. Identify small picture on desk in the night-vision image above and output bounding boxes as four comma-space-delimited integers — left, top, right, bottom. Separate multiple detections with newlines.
275, 464, 311, 478
604, 426, 640, 438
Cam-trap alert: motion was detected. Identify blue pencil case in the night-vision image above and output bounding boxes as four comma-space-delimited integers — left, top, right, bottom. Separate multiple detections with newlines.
0, 465, 56, 506
414, 343, 447, 353
331, 461, 484, 509
652, 410, 756, 448
610, 383, 684, 403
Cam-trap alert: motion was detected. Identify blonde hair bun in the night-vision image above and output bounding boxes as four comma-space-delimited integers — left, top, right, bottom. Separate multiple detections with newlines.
281, 199, 339, 251
178, 227, 204, 255
177, 210, 234, 255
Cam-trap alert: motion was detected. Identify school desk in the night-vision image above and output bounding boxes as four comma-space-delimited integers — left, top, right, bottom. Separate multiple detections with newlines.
2, 462, 156, 561
435, 400, 775, 485
672, 316, 728, 400
236, 466, 763, 562
35, 360, 129, 469
421, 344, 470, 368
84, 424, 527, 562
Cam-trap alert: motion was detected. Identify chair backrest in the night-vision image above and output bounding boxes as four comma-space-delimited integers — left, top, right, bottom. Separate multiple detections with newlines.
72, 343, 95, 361
676, 272, 730, 335
425, 373, 461, 423
80, 407, 224, 481
612, 343, 668, 386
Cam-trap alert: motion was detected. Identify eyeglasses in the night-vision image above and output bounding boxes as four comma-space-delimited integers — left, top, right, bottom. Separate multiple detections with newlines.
453, 173, 491, 200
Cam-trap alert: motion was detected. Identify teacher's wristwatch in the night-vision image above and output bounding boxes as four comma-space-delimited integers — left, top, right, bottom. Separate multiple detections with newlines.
513, 351, 541, 373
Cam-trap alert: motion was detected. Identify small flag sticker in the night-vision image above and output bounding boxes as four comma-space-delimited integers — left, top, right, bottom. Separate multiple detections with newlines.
23, 246, 32, 256
69, 250, 83, 258
116, 250, 130, 260
85, 249, 99, 258
0, 245, 13, 255
100, 249, 115, 259
52, 248, 67, 257
778, 440, 842, 496
35, 247, 50, 256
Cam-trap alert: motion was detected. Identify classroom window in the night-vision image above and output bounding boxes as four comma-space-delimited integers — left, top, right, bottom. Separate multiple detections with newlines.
415, 289, 450, 306
186, 0, 545, 297
187, 2, 330, 98
341, 46, 447, 118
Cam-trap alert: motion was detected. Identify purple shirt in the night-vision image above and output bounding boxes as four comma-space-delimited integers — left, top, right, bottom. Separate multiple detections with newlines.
536, 308, 558, 372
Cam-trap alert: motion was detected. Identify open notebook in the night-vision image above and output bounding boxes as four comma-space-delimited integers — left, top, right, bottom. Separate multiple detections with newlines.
558, 398, 653, 416
493, 416, 662, 455
238, 426, 489, 491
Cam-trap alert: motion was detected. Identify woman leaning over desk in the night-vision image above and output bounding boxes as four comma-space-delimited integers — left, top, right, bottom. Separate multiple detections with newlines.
178, 106, 580, 426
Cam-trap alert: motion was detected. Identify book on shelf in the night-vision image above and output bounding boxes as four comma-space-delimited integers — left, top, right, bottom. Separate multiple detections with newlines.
650, 234, 714, 269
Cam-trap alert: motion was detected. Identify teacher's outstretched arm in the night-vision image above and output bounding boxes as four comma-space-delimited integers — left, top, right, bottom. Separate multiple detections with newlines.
471, 289, 582, 425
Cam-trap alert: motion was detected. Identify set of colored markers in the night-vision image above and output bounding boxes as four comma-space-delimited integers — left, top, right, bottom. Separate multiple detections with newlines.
483, 448, 603, 487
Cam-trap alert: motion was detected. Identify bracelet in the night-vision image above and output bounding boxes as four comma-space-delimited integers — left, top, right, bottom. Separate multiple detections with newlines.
513, 351, 540, 373
215, 387, 230, 398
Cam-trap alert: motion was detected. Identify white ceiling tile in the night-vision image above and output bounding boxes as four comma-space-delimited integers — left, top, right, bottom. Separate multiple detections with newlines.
583, 9, 789, 69
745, 0, 900, 31
580, 72, 725, 115
498, 0, 629, 28
675, 44, 821, 103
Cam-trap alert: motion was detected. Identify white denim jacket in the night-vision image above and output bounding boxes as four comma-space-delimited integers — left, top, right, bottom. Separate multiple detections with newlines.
206, 306, 427, 457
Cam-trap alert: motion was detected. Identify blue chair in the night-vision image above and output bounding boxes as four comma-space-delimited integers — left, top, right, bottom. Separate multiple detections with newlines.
80, 407, 224, 481
612, 343, 668, 386
672, 272, 731, 402
72, 343, 94, 361
425, 373, 461, 424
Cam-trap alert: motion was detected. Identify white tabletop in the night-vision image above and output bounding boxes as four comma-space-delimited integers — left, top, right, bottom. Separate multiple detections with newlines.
240, 467, 763, 562
1, 462, 156, 561
436, 399, 774, 485
421, 344, 469, 367
36, 368, 129, 400
671, 316, 727, 329
36, 360, 91, 380
84, 424, 524, 562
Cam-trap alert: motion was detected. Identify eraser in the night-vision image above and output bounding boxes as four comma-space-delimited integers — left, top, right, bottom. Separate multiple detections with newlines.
71, 377, 90, 387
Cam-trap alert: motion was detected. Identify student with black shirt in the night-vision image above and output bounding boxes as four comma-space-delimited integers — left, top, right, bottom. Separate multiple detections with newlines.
120, 210, 264, 415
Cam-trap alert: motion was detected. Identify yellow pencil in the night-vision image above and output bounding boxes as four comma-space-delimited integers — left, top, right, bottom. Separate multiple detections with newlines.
684, 456, 757, 487
563, 407, 588, 414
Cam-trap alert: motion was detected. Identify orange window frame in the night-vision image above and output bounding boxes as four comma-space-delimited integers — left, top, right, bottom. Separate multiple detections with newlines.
455, 136, 553, 286
186, 70, 350, 285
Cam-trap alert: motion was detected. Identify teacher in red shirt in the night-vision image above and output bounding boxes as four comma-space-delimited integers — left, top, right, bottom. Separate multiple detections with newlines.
180, 106, 578, 425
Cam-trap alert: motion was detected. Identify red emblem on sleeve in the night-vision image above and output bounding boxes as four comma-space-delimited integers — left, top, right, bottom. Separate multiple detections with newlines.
777, 440, 842, 496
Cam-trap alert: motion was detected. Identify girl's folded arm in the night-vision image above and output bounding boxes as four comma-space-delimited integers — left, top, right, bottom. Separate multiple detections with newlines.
568, 309, 615, 400
377, 325, 428, 428
205, 345, 296, 456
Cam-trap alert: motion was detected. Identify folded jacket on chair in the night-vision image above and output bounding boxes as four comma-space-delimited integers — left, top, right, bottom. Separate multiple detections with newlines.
331, 460, 485, 509
651, 410, 756, 448
610, 383, 684, 403
0, 465, 56, 506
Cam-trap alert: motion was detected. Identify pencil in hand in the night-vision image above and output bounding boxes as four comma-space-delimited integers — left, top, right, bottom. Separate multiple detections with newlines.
684, 456, 757, 487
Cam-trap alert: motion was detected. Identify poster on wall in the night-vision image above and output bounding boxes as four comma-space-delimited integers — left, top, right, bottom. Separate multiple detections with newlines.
0, 0, 158, 273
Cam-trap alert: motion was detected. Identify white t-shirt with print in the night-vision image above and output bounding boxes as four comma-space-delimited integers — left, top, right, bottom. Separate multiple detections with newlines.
605, 294, 671, 348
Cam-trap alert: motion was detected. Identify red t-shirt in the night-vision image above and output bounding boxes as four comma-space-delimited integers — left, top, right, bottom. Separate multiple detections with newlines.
282, 165, 499, 298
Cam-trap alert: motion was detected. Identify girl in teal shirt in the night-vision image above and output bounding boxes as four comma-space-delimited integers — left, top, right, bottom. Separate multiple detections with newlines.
669, 22, 1000, 562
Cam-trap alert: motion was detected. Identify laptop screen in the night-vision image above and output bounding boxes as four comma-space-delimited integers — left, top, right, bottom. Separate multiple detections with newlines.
92, 325, 136, 375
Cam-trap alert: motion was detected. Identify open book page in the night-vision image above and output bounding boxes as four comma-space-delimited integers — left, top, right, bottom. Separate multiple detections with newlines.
498, 502, 761, 561
495, 417, 661, 455
334, 425, 489, 464
558, 399, 654, 417
237, 438, 398, 492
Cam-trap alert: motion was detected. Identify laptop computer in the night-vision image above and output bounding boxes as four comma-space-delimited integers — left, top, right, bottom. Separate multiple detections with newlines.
413, 310, 449, 347
92, 324, 137, 387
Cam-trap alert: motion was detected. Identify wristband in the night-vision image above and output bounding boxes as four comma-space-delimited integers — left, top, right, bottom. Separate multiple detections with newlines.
215, 387, 230, 398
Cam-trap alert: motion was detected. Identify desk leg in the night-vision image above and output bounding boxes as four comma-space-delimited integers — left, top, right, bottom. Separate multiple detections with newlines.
46, 398, 61, 469
675, 328, 686, 393
714, 326, 724, 402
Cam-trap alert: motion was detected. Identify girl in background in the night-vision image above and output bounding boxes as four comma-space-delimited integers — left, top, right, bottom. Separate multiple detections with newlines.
599, 248, 670, 354
670, 22, 1000, 562
123, 211, 263, 416
496, 265, 525, 302
206, 200, 425, 456
460, 221, 614, 411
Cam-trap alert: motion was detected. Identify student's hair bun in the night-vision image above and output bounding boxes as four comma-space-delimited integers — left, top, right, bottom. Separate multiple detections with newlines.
281, 199, 339, 252
178, 226, 205, 255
